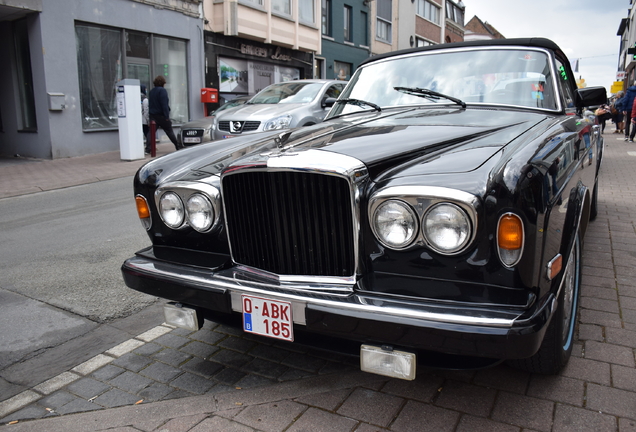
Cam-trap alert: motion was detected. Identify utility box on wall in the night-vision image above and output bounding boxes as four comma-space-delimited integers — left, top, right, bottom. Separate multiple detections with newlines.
48, 93, 66, 111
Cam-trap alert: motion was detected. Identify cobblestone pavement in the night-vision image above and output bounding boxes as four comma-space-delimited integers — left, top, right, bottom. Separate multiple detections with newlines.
1, 132, 636, 431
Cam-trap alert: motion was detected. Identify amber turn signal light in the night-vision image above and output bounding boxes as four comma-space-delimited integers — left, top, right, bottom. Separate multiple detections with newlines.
135, 196, 151, 219
498, 213, 523, 250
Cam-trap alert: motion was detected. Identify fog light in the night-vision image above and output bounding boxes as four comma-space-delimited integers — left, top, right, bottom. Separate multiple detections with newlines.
163, 303, 200, 331
360, 345, 416, 380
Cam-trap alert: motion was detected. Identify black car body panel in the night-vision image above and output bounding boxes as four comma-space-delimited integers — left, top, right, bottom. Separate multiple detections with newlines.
123, 38, 605, 373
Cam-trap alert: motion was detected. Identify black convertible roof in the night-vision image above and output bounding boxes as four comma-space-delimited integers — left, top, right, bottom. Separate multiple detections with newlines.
359, 38, 566, 67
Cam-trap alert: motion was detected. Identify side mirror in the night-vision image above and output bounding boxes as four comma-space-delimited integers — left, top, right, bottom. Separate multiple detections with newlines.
322, 97, 337, 108
576, 86, 607, 109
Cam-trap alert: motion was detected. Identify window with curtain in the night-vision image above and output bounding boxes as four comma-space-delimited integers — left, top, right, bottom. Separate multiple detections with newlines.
299, 0, 314, 23
416, 0, 440, 25
322, 0, 331, 35
76, 24, 122, 130
376, 0, 392, 43
13, 18, 37, 131
272, 0, 291, 16
344, 5, 352, 42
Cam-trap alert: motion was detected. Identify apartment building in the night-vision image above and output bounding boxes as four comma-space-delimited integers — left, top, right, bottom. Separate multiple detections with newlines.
370, 0, 465, 55
201, 0, 322, 106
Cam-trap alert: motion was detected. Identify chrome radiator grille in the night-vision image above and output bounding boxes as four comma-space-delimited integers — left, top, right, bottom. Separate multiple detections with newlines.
222, 171, 355, 277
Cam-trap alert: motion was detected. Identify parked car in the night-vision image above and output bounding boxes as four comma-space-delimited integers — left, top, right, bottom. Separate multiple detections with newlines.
178, 96, 252, 148
123, 38, 606, 379
212, 79, 346, 140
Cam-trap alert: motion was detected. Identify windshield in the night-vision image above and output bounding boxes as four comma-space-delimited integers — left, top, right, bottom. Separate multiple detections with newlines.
328, 48, 557, 117
213, 98, 248, 115
250, 82, 324, 104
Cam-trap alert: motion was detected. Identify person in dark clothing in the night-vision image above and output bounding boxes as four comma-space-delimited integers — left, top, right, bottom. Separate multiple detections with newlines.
619, 82, 636, 141
149, 75, 182, 150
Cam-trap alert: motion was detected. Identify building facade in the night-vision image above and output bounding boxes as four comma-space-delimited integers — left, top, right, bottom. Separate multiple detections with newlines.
201, 0, 321, 108
316, 0, 370, 81
617, 8, 634, 92
463, 15, 505, 41
0, 0, 206, 159
370, 0, 465, 55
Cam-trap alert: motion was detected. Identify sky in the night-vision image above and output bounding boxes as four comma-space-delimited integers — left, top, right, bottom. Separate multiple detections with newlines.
463, 0, 629, 92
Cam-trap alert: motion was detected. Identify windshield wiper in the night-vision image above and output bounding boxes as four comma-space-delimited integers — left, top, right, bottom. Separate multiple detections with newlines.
335, 98, 382, 112
393, 87, 466, 109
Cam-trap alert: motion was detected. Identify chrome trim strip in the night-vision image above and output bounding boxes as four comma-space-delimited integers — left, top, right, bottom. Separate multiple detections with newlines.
125, 256, 519, 328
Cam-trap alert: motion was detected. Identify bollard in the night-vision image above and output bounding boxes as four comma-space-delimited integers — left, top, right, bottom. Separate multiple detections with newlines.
150, 120, 157, 158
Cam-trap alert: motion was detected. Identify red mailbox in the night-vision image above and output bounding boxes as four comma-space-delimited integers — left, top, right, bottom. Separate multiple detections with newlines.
200, 88, 218, 103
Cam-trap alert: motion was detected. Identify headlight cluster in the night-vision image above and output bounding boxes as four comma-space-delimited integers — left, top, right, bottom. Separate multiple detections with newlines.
159, 191, 215, 232
371, 199, 473, 255
263, 114, 292, 131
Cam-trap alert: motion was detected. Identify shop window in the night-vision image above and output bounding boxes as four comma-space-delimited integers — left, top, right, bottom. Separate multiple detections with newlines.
153, 37, 188, 124
14, 18, 37, 132
272, 0, 291, 16
76, 24, 122, 130
76, 23, 189, 131
300, 0, 314, 24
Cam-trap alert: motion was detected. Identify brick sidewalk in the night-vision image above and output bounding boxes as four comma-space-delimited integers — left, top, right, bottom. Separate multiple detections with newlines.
1, 132, 636, 431
0, 143, 175, 199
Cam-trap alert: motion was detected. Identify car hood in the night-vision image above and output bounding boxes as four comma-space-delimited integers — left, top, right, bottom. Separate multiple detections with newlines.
139, 107, 550, 186
216, 103, 312, 121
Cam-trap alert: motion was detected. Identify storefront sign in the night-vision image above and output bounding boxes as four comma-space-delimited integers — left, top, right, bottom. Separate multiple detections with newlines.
240, 44, 292, 62
617, 71, 626, 80
241, 44, 268, 58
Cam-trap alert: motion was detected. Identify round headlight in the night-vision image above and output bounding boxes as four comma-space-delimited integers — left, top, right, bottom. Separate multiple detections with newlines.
159, 192, 185, 228
422, 203, 471, 254
373, 200, 418, 249
186, 193, 214, 232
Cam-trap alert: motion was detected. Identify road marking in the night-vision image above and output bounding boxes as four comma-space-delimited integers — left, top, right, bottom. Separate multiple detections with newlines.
33, 371, 81, 395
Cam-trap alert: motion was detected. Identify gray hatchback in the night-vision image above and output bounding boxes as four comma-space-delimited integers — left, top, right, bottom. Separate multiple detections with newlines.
213, 79, 346, 141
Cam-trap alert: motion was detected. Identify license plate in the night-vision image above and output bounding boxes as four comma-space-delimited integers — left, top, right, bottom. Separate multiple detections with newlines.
183, 137, 201, 143
242, 295, 293, 341
222, 135, 236, 139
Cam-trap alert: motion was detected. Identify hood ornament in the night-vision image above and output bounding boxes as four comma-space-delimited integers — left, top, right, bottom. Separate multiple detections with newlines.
274, 131, 293, 149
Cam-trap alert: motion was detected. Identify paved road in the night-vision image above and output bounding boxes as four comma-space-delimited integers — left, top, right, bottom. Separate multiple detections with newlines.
1, 134, 636, 431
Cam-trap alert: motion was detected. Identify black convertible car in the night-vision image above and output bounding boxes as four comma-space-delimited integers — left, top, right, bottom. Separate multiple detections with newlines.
122, 38, 606, 379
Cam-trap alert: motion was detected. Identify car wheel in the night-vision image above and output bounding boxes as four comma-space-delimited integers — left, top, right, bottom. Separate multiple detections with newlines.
590, 179, 598, 221
508, 233, 581, 375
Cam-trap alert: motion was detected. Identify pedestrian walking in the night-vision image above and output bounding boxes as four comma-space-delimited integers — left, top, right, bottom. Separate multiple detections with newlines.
611, 91, 625, 133
619, 82, 636, 141
595, 104, 611, 133
148, 75, 182, 151
141, 85, 150, 153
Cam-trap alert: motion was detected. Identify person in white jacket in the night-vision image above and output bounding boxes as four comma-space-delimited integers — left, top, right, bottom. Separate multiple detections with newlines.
141, 85, 150, 153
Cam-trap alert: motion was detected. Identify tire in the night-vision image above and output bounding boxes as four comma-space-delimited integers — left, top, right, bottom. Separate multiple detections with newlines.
508, 233, 581, 374
590, 179, 598, 221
